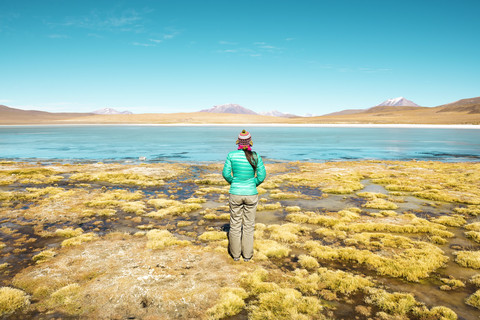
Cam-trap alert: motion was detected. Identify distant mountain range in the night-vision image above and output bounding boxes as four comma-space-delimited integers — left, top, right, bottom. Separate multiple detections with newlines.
1, 96, 479, 124
323, 97, 423, 116
92, 108, 132, 115
200, 104, 298, 118
200, 104, 257, 115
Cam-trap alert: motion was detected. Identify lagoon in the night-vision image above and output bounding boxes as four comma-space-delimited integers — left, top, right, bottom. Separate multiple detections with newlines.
0, 125, 479, 162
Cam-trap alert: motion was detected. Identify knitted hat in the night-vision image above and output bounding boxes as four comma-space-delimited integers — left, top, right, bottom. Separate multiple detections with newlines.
236, 129, 253, 147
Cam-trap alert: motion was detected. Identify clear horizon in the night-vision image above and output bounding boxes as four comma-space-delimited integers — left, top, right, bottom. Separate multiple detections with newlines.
1, 0, 479, 115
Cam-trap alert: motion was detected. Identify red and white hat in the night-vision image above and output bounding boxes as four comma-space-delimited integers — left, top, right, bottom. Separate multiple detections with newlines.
236, 129, 253, 147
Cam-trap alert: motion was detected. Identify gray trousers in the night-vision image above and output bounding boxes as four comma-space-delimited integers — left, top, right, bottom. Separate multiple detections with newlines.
228, 194, 259, 259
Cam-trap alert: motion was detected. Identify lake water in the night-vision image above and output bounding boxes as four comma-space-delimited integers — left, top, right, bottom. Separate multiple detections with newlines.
0, 125, 479, 163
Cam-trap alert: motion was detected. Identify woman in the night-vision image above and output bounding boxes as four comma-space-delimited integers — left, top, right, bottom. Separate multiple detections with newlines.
222, 129, 266, 261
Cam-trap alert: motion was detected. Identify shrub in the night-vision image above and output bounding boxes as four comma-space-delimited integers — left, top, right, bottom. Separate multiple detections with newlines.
55, 227, 83, 238
454, 251, 480, 269
249, 287, 324, 320
254, 240, 291, 258
0, 287, 30, 316
466, 231, 480, 244
146, 229, 190, 249
32, 249, 56, 264
365, 288, 416, 315
466, 289, 480, 309
205, 287, 248, 319
198, 231, 227, 242
430, 215, 466, 227
61, 233, 98, 247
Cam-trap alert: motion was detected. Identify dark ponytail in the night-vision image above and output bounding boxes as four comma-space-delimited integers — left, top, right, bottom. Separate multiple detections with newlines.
243, 149, 258, 171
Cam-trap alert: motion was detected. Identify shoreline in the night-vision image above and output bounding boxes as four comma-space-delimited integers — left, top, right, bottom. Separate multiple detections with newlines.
1, 123, 479, 129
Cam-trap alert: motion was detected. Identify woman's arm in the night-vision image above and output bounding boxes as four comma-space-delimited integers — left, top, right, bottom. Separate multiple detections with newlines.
222, 154, 233, 184
254, 155, 266, 186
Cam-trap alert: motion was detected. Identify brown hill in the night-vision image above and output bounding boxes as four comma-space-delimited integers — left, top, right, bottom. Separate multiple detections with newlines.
58, 112, 286, 124
289, 106, 480, 125
0, 105, 91, 124
435, 97, 480, 114
322, 109, 364, 116
362, 105, 426, 114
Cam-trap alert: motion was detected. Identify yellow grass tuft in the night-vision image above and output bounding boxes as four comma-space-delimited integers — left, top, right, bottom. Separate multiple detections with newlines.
454, 251, 480, 269
315, 227, 347, 240
195, 186, 229, 195
466, 289, 480, 310
430, 215, 466, 227
47, 283, 82, 314
177, 221, 193, 227
185, 197, 206, 203
357, 192, 387, 199
249, 287, 324, 320
336, 215, 454, 238
297, 255, 319, 270
466, 222, 480, 231
146, 198, 202, 218
198, 231, 227, 242
0, 287, 30, 316
269, 191, 302, 199
254, 240, 291, 258
61, 233, 98, 247
285, 206, 301, 212
204, 213, 230, 220
429, 235, 448, 245
337, 208, 361, 221
32, 249, 56, 264
412, 306, 458, 320
55, 227, 84, 238
239, 268, 277, 295
286, 211, 340, 226
194, 173, 228, 186
385, 184, 422, 192
70, 171, 165, 187
362, 198, 398, 210
293, 267, 373, 296
466, 231, 480, 244
365, 287, 416, 315
305, 237, 448, 281
379, 210, 397, 217
146, 229, 190, 249
440, 278, 465, 290
205, 287, 248, 319
267, 223, 307, 243
257, 202, 282, 211
470, 274, 480, 287
454, 205, 480, 216
119, 201, 146, 215
97, 208, 116, 216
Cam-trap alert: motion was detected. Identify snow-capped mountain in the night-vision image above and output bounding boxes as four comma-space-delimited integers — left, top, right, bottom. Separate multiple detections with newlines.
259, 110, 298, 118
376, 97, 420, 107
92, 108, 133, 115
199, 104, 258, 115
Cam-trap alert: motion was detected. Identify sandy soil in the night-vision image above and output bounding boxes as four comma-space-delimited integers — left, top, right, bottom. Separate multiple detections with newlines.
1, 109, 479, 125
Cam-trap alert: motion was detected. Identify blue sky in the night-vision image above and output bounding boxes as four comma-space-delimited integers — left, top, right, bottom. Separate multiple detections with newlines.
1, 0, 479, 115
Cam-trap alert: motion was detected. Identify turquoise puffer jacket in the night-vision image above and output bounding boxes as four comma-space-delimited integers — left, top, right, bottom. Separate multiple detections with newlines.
222, 150, 266, 195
